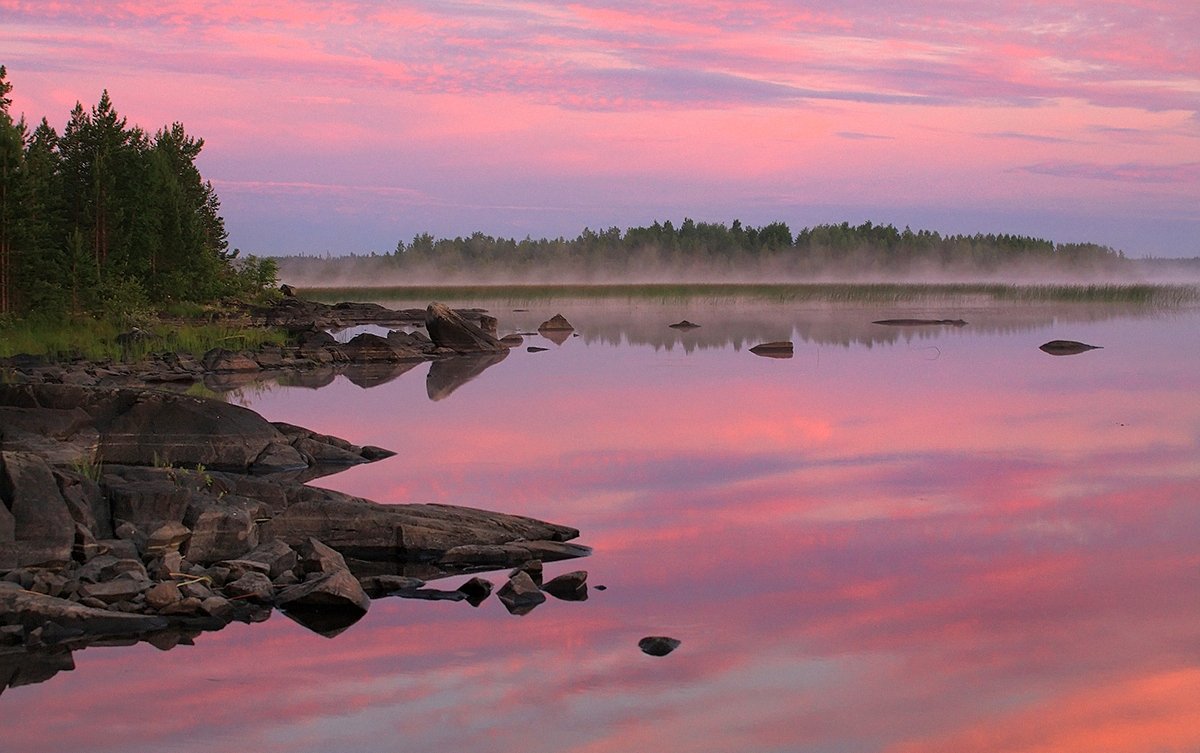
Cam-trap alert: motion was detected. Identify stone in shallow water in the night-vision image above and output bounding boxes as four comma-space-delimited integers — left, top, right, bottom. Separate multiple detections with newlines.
456, 577, 494, 607
497, 571, 545, 616
542, 570, 588, 601
638, 636, 681, 657
1039, 339, 1102, 356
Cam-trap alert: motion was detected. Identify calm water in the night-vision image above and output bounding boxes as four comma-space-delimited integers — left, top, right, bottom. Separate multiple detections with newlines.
5, 292, 1200, 753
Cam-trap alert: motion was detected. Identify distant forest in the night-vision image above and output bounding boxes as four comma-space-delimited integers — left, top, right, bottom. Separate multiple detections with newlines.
279, 218, 1131, 285
0, 66, 273, 321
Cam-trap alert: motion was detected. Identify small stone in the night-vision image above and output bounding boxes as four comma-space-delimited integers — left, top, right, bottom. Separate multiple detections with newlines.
359, 575, 426, 598
144, 522, 191, 555
457, 577, 493, 607
145, 582, 183, 610
160, 597, 204, 616
200, 596, 235, 621
77, 579, 146, 604
509, 560, 543, 587
497, 571, 546, 616
224, 571, 274, 603
638, 636, 681, 657
542, 570, 588, 601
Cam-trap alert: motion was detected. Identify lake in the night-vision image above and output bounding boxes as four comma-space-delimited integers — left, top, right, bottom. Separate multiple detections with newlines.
4, 286, 1200, 753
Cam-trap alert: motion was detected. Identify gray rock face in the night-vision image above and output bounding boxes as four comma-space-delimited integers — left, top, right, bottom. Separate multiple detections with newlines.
1, 451, 75, 568
425, 302, 506, 352
1, 582, 168, 637
0, 378, 589, 679
184, 497, 266, 564
0, 384, 386, 475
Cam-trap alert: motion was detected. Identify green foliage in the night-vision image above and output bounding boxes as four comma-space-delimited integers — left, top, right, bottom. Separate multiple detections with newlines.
0, 316, 288, 361
366, 218, 1132, 282
0, 66, 260, 319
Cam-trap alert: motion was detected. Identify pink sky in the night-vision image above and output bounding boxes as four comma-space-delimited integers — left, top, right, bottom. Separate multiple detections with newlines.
2, 0, 1198, 256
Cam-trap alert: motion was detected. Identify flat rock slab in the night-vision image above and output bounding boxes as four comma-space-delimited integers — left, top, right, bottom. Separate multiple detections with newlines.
0, 583, 168, 638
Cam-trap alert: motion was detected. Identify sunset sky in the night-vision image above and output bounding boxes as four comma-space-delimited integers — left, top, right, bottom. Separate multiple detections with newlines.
2, 1, 1198, 257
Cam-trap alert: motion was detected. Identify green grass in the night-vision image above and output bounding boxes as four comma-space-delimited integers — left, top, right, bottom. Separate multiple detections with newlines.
0, 318, 288, 361
305, 282, 1200, 307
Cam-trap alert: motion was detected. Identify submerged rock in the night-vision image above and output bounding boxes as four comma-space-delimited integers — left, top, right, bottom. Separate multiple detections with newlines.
668, 320, 700, 329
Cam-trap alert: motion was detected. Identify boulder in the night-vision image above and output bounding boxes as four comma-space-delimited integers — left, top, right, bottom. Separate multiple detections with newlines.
276, 569, 370, 614
144, 522, 191, 555
339, 333, 424, 363
296, 537, 349, 576
425, 302, 505, 352
457, 576, 494, 607
223, 571, 274, 603
183, 497, 266, 564
537, 314, 574, 332
1, 451, 75, 568
542, 570, 588, 601
104, 478, 191, 532
497, 571, 545, 616
241, 539, 298, 579
638, 636, 681, 657
144, 582, 183, 610
201, 348, 261, 373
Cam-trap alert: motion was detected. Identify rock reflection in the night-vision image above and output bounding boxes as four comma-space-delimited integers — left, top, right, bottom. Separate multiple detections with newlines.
426, 351, 509, 401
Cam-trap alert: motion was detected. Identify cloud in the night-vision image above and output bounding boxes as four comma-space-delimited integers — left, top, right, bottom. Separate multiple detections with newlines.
1018, 160, 1200, 183
837, 131, 894, 140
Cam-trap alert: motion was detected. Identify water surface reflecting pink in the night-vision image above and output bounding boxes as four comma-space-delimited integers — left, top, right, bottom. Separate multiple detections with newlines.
4, 301, 1200, 753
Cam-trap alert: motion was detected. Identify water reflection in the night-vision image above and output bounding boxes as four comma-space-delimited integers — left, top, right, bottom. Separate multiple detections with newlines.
426, 352, 509, 401
6, 299, 1198, 753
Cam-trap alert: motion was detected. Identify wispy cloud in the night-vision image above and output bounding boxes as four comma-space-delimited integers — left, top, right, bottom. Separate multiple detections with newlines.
1018, 160, 1200, 183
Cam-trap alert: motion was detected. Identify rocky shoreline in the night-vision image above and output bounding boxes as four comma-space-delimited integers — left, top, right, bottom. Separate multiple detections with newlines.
1, 301, 590, 694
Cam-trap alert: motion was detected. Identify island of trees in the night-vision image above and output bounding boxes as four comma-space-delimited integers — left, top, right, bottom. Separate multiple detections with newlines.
0, 66, 274, 323
280, 218, 1131, 286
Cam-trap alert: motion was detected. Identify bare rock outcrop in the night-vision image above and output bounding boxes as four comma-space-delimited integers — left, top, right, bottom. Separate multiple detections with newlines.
425, 302, 506, 352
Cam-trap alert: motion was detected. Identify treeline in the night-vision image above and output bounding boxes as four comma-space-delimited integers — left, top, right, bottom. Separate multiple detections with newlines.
388, 219, 1126, 277
0, 66, 274, 321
